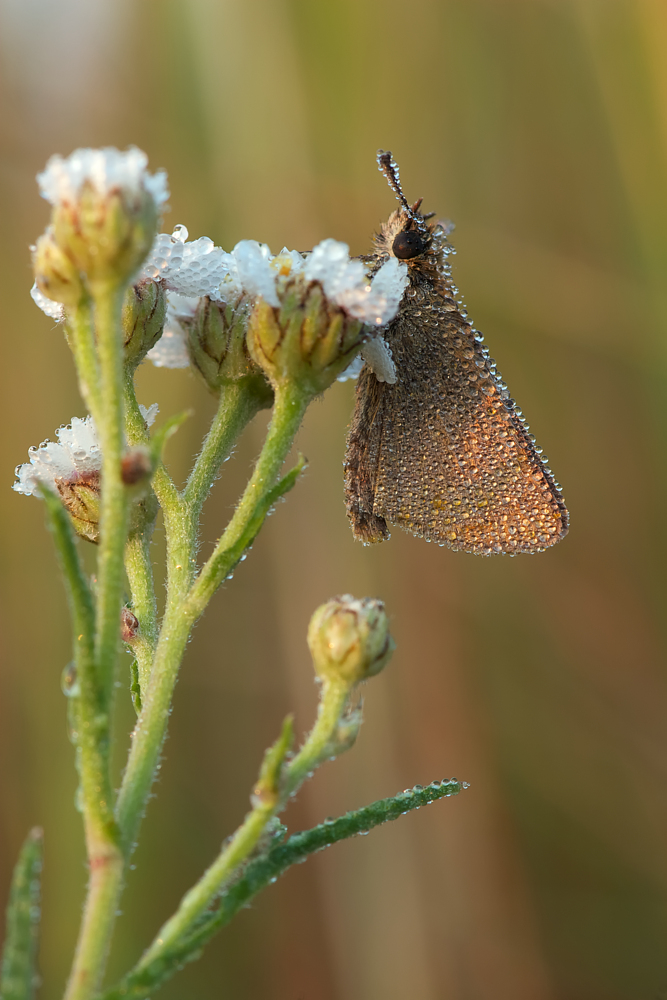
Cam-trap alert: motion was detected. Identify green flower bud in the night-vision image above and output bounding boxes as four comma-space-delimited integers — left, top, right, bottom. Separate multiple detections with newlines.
51, 182, 158, 289
307, 595, 395, 687
247, 273, 365, 397
122, 279, 167, 370
187, 296, 273, 406
32, 228, 84, 306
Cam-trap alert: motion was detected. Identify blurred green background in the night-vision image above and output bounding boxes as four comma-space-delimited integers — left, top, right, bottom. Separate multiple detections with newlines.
1, 1, 667, 997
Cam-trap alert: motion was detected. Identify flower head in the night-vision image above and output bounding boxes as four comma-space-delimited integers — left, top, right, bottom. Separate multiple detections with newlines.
36, 146, 167, 288
14, 404, 159, 497
304, 239, 408, 327
14, 405, 158, 542
241, 239, 407, 395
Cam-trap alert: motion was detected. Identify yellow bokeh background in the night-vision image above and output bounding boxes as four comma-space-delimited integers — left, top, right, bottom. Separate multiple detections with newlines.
1, 2, 667, 998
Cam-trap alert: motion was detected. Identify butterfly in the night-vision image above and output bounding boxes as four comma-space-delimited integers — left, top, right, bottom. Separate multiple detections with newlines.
344, 151, 568, 555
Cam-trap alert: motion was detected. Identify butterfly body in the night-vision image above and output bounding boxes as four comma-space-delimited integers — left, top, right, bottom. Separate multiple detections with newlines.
344, 154, 568, 555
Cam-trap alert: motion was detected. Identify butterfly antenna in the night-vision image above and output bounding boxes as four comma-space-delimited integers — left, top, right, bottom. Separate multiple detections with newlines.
377, 149, 430, 237
377, 150, 412, 213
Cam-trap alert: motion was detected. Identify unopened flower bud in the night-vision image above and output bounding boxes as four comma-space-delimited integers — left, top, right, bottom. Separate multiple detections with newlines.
37, 147, 168, 289
248, 273, 364, 397
188, 296, 273, 405
32, 228, 84, 306
122, 279, 167, 370
307, 595, 395, 687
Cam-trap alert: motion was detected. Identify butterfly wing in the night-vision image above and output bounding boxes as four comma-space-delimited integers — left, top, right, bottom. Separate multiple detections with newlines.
345, 303, 568, 554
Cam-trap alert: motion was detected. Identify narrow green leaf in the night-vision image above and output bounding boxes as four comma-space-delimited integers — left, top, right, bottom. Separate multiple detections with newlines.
99, 779, 465, 1000
0, 828, 43, 1000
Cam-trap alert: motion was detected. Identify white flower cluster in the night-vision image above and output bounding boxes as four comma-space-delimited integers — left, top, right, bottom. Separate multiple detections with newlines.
37, 146, 169, 209
13, 404, 158, 498
29, 147, 410, 381
144, 234, 408, 373
140, 225, 227, 297
302, 239, 408, 328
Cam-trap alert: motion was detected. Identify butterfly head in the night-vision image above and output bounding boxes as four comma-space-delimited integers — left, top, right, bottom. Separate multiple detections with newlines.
372, 150, 450, 281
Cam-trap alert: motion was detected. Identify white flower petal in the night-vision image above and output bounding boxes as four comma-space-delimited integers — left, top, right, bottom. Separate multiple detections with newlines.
362, 257, 409, 326
304, 239, 366, 301
140, 231, 186, 281
37, 146, 169, 208
232, 241, 279, 307
138, 403, 159, 427
140, 227, 229, 298
146, 291, 196, 369
30, 283, 65, 321
360, 336, 397, 383
304, 239, 408, 326
14, 415, 101, 496
336, 354, 365, 382
14, 405, 159, 497
146, 328, 190, 368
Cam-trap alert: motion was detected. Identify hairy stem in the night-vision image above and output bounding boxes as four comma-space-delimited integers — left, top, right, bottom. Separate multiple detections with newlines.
183, 380, 267, 518
283, 677, 351, 799
185, 383, 308, 618
124, 531, 158, 693
93, 284, 128, 706
115, 383, 308, 858
136, 718, 292, 972
64, 282, 128, 1000
66, 297, 101, 421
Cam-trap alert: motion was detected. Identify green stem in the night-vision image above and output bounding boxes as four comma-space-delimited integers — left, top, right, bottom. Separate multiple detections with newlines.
93, 284, 128, 706
183, 380, 266, 518
66, 297, 101, 421
41, 489, 115, 835
115, 383, 309, 858
283, 677, 351, 799
185, 383, 308, 618
64, 282, 128, 1000
124, 532, 158, 693
64, 847, 124, 1000
122, 372, 181, 514
99, 781, 465, 1000
136, 718, 292, 972
109, 672, 352, 995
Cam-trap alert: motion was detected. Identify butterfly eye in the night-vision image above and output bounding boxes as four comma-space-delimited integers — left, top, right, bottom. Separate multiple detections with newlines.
392, 230, 426, 259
